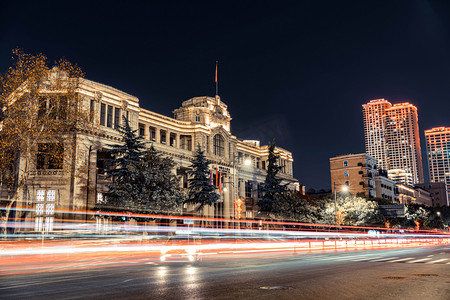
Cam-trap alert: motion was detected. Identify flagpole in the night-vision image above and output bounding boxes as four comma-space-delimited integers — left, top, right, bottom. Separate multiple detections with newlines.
215, 61, 218, 96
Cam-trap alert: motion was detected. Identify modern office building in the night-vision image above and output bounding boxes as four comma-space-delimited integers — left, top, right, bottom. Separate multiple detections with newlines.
1, 72, 298, 232
362, 99, 392, 170
362, 100, 424, 185
385, 103, 423, 184
425, 127, 450, 204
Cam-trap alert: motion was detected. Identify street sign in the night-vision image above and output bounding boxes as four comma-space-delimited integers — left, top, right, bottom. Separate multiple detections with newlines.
183, 219, 194, 225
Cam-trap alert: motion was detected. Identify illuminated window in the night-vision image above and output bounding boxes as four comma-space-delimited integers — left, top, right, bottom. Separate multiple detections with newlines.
35, 190, 56, 232
97, 192, 104, 203
214, 134, 224, 156
344, 171, 349, 177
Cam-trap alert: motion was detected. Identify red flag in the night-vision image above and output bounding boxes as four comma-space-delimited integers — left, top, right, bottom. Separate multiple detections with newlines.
215, 62, 218, 83
215, 167, 218, 187
219, 171, 222, 193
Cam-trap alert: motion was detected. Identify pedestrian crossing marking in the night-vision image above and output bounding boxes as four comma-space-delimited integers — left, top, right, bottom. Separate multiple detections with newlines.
389, 257, 414, 262
425, 259, 448, 264
372, 257, 399, 262
407, 258, 432, 263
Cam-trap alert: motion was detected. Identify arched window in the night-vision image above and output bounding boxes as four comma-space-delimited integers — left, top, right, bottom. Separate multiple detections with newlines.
214, 134, 225, 156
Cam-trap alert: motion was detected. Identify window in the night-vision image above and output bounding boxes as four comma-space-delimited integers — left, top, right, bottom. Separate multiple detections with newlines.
150, 127, 156, 141
35, 190, 55, 232
245, 181, 253, 198
195, 115, 201, 122
114, 107, 120, 129
344, 170, 349, 177
97, 192, 104, 203
262, 160, 266, 170
180, 135, 192, 151
37, 95, 67, 120
96, 150, 112, 175
214, 134, 224, 156
90, 99, 95, 122
345, 181, 349, 186
170, 133, 176, 147
206, 136, 209, 153
139, 123, 145, 137
37, 143, 64, 169
100, 103, 106, 126
107, 105, 113, 127
160, 130, 166, 144
343, 161, 348, 167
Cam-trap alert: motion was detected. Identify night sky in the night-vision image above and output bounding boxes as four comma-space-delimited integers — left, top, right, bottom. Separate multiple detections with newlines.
1, 0, 450, 190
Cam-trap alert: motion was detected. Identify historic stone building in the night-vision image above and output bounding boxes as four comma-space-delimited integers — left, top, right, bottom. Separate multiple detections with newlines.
7, 78, 298, 231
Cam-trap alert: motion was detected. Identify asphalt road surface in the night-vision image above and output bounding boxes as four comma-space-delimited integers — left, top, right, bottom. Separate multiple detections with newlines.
1, 245, 449, 300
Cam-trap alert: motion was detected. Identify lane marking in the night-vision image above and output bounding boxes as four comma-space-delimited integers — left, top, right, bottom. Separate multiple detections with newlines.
389, 257, 414, 262
407, 258, 432, 263
425, 259, 448, 264
372, 257, 399, 262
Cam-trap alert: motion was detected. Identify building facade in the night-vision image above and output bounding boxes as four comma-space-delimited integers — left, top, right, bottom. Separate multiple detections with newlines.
329, 153, 377, 198
362, 99, 392, 171
4, 77, 298, 232
415, 182, 449, 207
425, 127, 450, 203
362, 100, 424, 185
385, 103, 423, 184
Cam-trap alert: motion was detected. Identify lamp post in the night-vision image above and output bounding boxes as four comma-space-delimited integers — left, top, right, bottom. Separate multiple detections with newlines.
333, 182, 348, 225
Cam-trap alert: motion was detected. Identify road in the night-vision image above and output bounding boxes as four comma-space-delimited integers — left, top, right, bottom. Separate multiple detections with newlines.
1, 245, 449, 300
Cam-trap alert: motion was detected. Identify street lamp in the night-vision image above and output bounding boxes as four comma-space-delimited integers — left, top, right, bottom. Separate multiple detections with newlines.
333, 182, 348, 225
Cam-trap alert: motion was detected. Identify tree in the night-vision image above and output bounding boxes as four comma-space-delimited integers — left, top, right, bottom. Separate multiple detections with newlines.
258, 140, 286, 215
185, 144, 219, 211
95, 116, 146, 218
273, 191, 320, 223
135, 146, 185, 217
321, 195, 384, 226
0, 49, 91, 234
96, 118, 185, 220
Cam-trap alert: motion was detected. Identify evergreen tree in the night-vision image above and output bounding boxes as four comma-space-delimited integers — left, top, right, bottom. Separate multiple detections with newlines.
135, 146, 185, 217
185, 144, 219, 211
95, 116, 146, 218
258, 140, 286, 214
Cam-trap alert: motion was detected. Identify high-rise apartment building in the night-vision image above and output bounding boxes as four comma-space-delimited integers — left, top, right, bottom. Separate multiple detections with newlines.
424, 127, 450, 204
362, 100, 423, 185
385, 103, 423, 184
362, 99, 392, 170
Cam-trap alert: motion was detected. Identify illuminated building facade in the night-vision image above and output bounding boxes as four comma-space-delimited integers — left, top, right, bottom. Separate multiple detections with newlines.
6, 78, 298, 231
362, 99, 392, 170
329, 153, 377, 198
362, 100, 424, 185
424, 127, 450, 204
385, 103, 423, 184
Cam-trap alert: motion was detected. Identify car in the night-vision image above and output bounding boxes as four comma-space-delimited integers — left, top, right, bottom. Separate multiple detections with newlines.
159, 234, 201, 263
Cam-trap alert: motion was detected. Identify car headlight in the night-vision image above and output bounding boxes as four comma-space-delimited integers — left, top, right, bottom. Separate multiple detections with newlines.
186, 248, 196, 255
